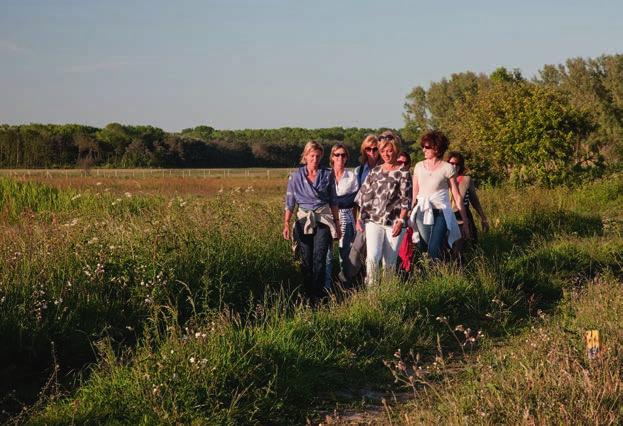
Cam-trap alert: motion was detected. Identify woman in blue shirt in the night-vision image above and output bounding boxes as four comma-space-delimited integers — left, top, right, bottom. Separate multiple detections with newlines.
283, 141, 342, 302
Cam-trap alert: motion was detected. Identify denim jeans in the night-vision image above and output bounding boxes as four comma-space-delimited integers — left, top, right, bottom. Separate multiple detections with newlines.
364, 221, 405, 286
415, 209, 447, 260
294, 221, 332, 300
325, 221, 355, 290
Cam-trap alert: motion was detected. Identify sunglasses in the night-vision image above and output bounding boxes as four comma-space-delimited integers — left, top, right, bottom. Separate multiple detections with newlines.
333, 153, 347, 158
397, 160, 406, 165
422, 145, 435, 150
378, 135, 395, 141
449, 161, 459, 166
365, 147, 379, 153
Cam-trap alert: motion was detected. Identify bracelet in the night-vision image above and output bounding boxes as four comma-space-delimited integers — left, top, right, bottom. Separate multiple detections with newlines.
394, 218, 404, 226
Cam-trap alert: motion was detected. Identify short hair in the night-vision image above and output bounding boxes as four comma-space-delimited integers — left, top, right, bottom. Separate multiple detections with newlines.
421, 130, 450, 158
397, 151, 411, 167
329, 143, 349, 167
447, 151, 465, 175
378, 137, 400, 154
358, 134, 379, 165
299, 140, 324, 164
378, 130, 401, 156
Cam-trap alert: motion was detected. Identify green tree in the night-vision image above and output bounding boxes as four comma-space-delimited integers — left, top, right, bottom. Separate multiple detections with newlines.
447, 82, 599, 186
403, 72, 487, 147
490, 66, 524, 83
536, 54, 623, 165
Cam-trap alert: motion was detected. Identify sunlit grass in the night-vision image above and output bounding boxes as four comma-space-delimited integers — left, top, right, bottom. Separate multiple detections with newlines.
0, 173, 620, 423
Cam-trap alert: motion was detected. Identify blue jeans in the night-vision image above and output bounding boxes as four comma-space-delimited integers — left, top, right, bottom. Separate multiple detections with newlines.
294, 221, 332, 300
415, 210, 447, 260
325, 222, 355, 289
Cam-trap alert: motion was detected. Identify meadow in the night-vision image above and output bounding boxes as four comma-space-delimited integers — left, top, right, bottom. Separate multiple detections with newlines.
0, 172, 621, 424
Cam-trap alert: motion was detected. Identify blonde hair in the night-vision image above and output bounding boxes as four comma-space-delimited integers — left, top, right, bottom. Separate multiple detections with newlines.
378, 138, 400, 154
299, 140, 324, 164
378, 130, 401, 157
358, 134, 379, 164
329, 143, 349, 167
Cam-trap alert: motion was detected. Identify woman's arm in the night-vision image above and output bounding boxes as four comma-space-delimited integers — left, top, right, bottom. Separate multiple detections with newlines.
354, 170, 373, 233
468, 179, 489, 232
392, 171, 413, 237
331, 205, 342, 240
283, 209, 293, 240
328, 172, 343, 240
449, 175, 471, 239
392, 208, 408, 237
283, 173, 296, 240
411, 172, 419, 209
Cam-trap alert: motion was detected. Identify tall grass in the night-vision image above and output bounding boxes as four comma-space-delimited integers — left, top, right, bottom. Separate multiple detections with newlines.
0, 180, 295, 418
0, 174, 620, 423
394, 273, 623, 425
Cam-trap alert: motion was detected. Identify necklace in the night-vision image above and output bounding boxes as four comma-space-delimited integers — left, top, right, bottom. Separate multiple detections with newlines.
424, 159, 441, 176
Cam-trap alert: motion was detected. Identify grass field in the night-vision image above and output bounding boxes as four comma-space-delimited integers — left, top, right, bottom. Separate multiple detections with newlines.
0, 173, 621, 424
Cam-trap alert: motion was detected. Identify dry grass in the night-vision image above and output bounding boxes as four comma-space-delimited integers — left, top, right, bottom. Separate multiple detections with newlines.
13, 176, 286, 197
387, 274, 623, 425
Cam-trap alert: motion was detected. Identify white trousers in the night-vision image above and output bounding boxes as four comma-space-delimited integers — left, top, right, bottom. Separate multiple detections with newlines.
364, 221, 405, 286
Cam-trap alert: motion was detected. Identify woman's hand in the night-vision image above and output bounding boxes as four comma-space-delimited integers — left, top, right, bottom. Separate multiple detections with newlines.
334, 221, 342, 241
392, 219, 404, 237
282, 224, 290, 240
355, 219, 364, 233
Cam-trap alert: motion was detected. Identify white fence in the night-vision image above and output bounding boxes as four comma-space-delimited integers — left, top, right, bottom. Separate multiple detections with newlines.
0, 168, 294, 179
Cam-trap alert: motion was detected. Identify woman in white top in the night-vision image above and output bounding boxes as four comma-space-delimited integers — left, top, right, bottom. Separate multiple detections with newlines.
325, 143, 359, 287
410, 130, 470, 260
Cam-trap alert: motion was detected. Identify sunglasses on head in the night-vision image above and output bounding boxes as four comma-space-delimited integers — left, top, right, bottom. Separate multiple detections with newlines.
365, 147, 379, 153
378, 134, 395, 141
333, 152, 347, 158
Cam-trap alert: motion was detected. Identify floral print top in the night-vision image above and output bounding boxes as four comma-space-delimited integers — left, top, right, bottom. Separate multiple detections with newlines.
355, 165, 412, 226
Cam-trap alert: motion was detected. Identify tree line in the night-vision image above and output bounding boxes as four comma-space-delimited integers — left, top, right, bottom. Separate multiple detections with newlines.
403, 53, 623, 185
0, 124, 381, 169
1, 53, 621, 185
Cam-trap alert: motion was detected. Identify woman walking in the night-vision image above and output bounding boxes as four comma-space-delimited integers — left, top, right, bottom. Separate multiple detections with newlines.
283, 141, 342, 302
355, 131, 412, 286
325, 143, 359, 286
447, 151, 489, 256
410, 131, 469, 260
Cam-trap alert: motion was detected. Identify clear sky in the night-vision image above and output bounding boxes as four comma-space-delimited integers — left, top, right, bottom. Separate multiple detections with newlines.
1, 0, 621, 131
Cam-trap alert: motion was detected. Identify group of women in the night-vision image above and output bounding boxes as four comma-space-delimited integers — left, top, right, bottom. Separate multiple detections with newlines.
283, 130, 488, 302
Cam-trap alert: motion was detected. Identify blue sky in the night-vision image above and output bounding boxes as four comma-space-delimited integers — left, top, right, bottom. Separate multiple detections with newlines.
1, 0, 621, 131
